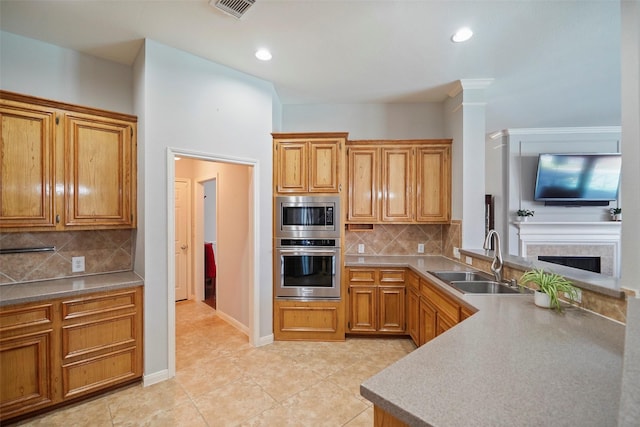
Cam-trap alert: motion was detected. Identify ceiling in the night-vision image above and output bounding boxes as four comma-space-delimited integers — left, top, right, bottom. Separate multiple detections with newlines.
0, 0, 622, 130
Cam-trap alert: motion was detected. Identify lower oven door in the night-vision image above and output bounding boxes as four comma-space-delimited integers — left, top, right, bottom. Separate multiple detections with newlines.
275, 248, 340, 300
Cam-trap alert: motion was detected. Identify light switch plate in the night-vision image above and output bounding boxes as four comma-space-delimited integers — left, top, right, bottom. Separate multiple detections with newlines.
358, 244, 365, 254
417, 243, 425, 253
465, 256, 473, 265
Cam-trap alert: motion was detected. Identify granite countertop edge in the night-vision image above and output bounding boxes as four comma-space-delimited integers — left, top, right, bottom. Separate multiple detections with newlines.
0, 271, 144, 307
348, 254, 625, 426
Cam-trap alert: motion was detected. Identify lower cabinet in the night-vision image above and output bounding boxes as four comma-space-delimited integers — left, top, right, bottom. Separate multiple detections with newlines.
408, 275, 479, 347
347, 268, 406, 334
274, 299, 345, 341
0, 287, 143, 423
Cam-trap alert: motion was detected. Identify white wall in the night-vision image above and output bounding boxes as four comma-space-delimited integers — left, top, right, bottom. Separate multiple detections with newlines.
282, 103, 446, 139
0, 31, 133, 113
135, 40, 275, 378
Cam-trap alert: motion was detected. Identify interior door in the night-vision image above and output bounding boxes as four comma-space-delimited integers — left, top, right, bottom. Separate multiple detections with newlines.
175, 179, 191, 301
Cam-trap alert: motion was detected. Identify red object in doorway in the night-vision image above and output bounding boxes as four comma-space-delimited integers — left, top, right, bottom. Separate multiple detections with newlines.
205, 243, 216, 278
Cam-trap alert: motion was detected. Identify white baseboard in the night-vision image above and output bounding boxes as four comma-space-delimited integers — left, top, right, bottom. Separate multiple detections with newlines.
216, 310, 249, 336
143, 369, 170, 387
256, 334, 274, 347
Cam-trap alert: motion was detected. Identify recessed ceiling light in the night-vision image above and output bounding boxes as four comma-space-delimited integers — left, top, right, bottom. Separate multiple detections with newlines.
451, 27, 473, 43
255, 48, 272, 61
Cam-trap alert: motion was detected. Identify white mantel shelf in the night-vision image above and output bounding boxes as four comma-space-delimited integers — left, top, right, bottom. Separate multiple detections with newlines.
516, 221, 621, 278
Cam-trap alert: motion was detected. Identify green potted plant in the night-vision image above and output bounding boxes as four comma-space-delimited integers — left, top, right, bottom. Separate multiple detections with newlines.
516, 209, 535, 222
519, 268, 579, 311
609, 207, 622, 221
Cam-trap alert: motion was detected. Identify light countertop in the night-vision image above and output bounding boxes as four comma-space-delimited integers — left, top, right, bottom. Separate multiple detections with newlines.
0, 271, 144, 307
348, 255, 625, 426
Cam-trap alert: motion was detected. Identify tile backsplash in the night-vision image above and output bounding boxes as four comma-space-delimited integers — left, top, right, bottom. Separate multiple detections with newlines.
0, 230, 134, 284
345, 222, 461, 257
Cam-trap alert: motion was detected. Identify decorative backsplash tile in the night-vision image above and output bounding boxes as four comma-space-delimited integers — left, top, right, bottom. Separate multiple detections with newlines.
345, 224, 455, 256
0, 230, 134, 284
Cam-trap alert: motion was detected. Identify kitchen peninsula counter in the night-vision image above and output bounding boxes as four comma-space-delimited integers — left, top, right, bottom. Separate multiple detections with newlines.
0, 271, 143, 307
348, 255, 625, 426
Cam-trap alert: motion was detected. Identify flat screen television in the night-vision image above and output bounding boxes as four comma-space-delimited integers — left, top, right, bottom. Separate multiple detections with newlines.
533, 153, 621, 205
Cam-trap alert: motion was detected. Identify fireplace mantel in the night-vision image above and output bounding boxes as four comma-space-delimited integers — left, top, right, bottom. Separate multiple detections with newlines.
516, 221, 621, 277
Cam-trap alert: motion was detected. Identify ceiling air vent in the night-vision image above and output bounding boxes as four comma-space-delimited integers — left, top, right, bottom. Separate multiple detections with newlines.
210, 0, 256, 19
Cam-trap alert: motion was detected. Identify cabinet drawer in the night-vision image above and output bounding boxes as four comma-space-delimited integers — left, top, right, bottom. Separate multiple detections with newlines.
421, 280, 460, 322
379, 269, 405, 283
62, 314, 136, 360
62, 290, 137, 321
0, 304, 53, 333
348, 269, 377, 283
62, 347, 139, 399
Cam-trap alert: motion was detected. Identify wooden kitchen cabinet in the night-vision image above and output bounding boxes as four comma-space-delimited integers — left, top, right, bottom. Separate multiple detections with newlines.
0, 286, 143, 423
347, 268, 406, 334
405, 270, 420, 344
0, 102, 57, 228
346, 140, 451, 224
381, 147, 413, 222
273, 299, 345, 341
0, 91, 137, 232
417, 277, 463, 346
272, 133, 347, 194
0, 303, 56, 420
347, 146, 379, 222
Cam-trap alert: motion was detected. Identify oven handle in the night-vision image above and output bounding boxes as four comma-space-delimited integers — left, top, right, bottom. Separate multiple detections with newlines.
277, 249, 338, 257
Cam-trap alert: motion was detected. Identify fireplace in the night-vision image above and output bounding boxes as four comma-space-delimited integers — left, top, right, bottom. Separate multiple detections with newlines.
538, 256, 601, 274
515, 222, 621, 278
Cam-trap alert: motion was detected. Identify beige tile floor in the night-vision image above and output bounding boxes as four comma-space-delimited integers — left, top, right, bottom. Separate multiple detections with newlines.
11, 300, 415, 427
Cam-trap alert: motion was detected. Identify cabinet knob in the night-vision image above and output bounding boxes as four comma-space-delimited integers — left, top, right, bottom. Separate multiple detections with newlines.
181, 245, 188, 250
56, 214, 60, 224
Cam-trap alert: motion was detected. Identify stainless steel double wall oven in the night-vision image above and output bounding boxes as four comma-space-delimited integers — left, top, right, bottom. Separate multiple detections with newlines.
275, 196, 341, 300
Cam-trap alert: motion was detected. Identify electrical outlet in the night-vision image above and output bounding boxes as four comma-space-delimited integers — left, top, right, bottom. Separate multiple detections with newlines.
72, 256, 85, 273
465, 256, 473, 265
453, 247, 460, 259
417, 243, 425, 253
357, 244, 365, 254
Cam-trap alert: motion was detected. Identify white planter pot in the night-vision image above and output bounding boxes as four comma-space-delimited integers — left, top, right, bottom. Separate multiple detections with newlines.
534, 291, 552, 308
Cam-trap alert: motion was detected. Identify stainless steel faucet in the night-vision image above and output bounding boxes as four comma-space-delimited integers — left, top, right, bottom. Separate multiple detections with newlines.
483, 229, 503, 283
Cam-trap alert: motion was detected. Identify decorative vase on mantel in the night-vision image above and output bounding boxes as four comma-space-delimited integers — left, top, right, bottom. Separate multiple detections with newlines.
609, 208, 622, 222
516, 209, 535, 222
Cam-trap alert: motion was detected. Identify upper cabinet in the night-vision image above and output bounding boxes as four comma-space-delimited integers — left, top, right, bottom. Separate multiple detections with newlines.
346, 140, 451, 224
1, 91, 137, 231
273, 133, 347, 194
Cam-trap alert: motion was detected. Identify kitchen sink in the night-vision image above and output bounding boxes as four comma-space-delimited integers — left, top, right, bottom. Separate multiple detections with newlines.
428, 271, 493, 282
449, 280, 526, 294
428, 270, 533, 295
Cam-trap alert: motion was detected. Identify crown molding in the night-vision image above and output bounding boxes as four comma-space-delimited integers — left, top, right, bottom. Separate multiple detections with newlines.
489, 126, 622, 140
448, 78, 495, 98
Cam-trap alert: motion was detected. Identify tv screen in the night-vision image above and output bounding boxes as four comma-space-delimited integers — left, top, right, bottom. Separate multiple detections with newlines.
533, 153, 621, 202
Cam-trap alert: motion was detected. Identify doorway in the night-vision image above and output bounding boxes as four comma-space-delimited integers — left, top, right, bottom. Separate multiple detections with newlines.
168, 148, 259, 377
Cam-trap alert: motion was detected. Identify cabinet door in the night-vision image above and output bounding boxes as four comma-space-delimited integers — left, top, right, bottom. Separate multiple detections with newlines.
436, 312, 457, 336
309, 141, 339, 193
275, 142, 308, 193
0, 331, 54, 419
381, 147, 412, 222
419, 297, 436, 346
379, 286, 405, 333
416, 146, 451, 222
349, 285, 377, 332
0, 103, 56, 228
407, 287, 420, 345
347, 147, 379, 222
64, 114, 135, 227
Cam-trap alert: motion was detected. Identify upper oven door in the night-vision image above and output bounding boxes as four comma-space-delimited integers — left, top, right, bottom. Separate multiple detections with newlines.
275, 196, 340, 238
